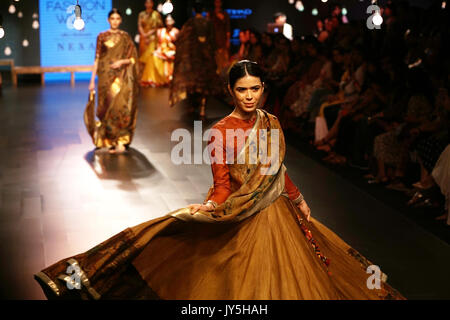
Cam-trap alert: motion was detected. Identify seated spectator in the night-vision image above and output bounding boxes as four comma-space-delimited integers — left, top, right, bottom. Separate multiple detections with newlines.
410, 88, 450, 190
280, 38, 326, 123
313, 45, 367, 150
432, 145, 450, 225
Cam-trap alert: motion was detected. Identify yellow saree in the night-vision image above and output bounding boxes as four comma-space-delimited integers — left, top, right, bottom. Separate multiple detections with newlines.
35, 109, 405, 300
138, 10, 163, 85
84, 30, 139, 148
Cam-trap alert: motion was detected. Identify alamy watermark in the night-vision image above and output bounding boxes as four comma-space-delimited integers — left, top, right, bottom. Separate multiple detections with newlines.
170, 121, 281, 175
366, 265, 387, 289
65, 262, 82, 290
366, 4, 382, 30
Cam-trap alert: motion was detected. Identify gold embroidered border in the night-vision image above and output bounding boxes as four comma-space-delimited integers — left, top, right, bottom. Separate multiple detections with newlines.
34, 272, 61, 297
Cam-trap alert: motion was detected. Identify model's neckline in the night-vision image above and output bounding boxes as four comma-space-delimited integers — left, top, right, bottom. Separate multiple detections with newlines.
227, 114, 257, 122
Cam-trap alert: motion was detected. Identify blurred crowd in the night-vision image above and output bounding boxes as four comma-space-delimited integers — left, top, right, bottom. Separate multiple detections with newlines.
225, 1, 450, 225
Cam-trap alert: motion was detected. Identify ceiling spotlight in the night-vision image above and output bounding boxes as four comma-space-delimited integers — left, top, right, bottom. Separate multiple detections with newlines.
134, 34, 140, 43
321, 0, 328, 3
73, 1, 85, 31
32, 13, 39, 19
9, 4, 16, 14
4, 46, 12, 56
32, 20, 40, 29
288, 0, 295, 4
312, 8, 319, 16
18, 11, 23, 18
0, 15, 4, 39
342, 8, 348, 16
126, 8, 132, 15
157, 4, 163, 13
373, 11, 383, 26
162, 0, 174, 15
22, 39, 29, 47
295, 1, 304, 12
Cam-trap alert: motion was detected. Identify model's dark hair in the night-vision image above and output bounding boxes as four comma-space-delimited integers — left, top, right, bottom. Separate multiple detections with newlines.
228, 60, 264, 89
108, 8, 122, 18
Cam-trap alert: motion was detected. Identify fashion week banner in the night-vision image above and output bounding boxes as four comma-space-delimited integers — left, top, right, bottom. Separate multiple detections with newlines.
39, 0, 112, 81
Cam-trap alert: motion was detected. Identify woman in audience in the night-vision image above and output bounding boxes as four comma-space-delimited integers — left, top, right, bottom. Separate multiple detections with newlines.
410, 88, 449, 190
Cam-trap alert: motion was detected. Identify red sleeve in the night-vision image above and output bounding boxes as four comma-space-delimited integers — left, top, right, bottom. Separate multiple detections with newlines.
207, 127, 232, 205
284, 172, 301, 201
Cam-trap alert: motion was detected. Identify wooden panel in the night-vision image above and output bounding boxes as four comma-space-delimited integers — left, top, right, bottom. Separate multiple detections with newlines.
12, 65, 94, 87
0, 59, 14, 67
14, 65, 94, 74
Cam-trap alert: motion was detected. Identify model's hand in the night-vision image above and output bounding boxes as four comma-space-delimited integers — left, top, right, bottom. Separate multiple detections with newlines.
89, 81, 95, 92
297, 200, 311, 222
110, 60, 124, 69
187, 203, 214, 215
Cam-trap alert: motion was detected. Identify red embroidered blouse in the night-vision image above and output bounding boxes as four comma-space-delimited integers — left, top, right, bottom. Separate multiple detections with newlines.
206, 115, 301, 205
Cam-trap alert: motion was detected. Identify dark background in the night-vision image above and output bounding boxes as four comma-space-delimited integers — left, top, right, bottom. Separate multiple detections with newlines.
0, 0, 437, 67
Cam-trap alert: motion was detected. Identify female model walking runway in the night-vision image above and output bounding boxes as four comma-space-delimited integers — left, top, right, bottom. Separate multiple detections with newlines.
36, 61, 404, 300
85, 9, 139, 154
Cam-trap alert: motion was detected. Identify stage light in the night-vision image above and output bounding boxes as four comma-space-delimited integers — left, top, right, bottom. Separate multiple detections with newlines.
157, 4, 163, 13
289, 0, 295, 4
32, 13, 39, 19
134, 34, 140, 43
73, 2, 85, 31
342, 8, 348, 16
162, 0, 174, 15
372, 11, 383, 26
312, 8, 318, 16
442, 1, 446, 9
73, 18, 85, 30
4, 46, 12, 56
295, 1, 304, 12
32, 20, 40, 29
0, 14, 4, 39
22, 39, 29, 47
18, 11, 23, 18
126, 8, 132, 15
342, 15, 349, 24
9, 4, 16, 14
321, 0, 328, 3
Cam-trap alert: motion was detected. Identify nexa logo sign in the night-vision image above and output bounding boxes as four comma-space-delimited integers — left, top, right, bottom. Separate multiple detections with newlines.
225, 8, 253, 19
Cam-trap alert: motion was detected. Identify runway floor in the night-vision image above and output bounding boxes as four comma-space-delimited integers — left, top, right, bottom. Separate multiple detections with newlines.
0, 82, 449, 299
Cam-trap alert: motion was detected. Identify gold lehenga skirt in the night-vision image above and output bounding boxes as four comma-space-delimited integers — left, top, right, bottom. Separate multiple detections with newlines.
34, 195, 405, 300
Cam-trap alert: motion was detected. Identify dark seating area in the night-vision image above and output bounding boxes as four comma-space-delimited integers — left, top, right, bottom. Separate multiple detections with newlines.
231, 1, 449, 235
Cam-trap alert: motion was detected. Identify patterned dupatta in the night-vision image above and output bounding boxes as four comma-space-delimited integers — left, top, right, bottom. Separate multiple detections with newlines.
170, 109, 287, 223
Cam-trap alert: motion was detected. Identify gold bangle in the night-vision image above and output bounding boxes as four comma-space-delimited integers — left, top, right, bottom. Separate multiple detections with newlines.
292, 193, 304, 205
